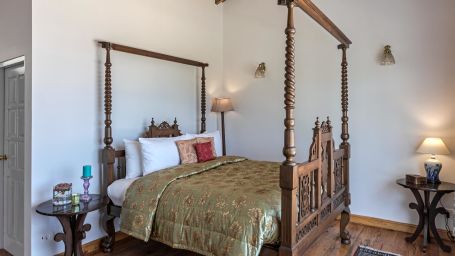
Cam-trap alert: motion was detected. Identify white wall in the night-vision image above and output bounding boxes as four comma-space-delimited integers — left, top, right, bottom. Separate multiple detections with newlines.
223, 0, 455, 228
31, 1, 223, 255
0, 0, 32, 255
27, 0, 455, 254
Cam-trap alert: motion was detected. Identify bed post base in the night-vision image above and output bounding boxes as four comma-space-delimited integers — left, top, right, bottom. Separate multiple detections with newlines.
101, 211, 116, 252
101, 215, 115, 253
340, 206, 351, 245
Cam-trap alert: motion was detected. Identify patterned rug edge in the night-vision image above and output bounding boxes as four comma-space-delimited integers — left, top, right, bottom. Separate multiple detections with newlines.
355, 245, 401, 256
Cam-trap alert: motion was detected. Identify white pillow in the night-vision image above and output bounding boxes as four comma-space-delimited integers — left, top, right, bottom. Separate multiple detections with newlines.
123, 139, 142, 179
139, 135, 192, 175
189, 131, 223, 157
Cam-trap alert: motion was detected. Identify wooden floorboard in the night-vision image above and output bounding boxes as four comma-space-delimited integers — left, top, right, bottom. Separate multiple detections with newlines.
93, 221, 455, 256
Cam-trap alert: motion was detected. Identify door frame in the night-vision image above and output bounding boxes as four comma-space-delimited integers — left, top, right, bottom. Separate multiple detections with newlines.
0, 56, 25, 251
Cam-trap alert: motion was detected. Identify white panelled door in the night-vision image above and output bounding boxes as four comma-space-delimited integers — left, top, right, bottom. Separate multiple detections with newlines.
3, 64, 25, 255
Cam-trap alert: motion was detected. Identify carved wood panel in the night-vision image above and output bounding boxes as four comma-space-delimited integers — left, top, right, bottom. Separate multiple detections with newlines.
321, 120, 332, 134
296, 216, 318, 242
334, 157, 343, 194
320, 204, 332, 221
144, 118, 182, 138
321, 142, 329, 202
296, 116, 346, 241
298, 174, 311, 223
310, 118, 333, 204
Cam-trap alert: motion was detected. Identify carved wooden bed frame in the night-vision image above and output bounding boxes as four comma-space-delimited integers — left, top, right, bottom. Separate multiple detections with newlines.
99, 1, 352, 255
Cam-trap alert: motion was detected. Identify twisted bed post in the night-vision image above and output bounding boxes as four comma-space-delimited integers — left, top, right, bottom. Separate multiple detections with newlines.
279, 1, 298, 255
100, 42, 117, 252
200, 66, 207, 133
101, 43, 115, 186
338, 44, 351, 245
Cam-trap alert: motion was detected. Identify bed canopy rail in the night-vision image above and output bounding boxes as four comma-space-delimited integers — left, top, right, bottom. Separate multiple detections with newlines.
99, 42, 209, 68
217, 0, 352, 46
278, 0, 352, 46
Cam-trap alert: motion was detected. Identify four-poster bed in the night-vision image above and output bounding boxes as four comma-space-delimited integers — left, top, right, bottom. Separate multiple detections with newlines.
99, 1, 352, 255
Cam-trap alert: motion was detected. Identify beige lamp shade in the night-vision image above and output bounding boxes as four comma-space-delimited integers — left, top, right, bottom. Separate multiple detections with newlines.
417, 138, 450, 155
211, 98, 234, 113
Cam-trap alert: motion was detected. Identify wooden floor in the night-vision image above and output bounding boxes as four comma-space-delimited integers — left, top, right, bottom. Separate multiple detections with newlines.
94, 221, 455, 256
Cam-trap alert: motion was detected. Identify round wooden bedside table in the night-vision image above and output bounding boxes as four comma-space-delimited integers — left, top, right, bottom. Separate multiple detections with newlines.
36, 194, 108, 256
397, 178, 455, 253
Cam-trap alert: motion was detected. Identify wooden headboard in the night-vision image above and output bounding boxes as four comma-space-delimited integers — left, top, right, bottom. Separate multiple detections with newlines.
145, 118, 182, 138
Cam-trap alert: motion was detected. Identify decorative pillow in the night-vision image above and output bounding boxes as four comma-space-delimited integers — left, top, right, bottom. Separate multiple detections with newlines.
194, 142, 216, 163
139, 134, 192, 175
195, 137, 216, 158
123, 139, 142, 179
175, 138, 198, 164
190, 130, 223, 156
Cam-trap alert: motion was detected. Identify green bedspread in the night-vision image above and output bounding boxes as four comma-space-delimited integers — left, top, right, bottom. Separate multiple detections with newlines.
120, 156, 281, 256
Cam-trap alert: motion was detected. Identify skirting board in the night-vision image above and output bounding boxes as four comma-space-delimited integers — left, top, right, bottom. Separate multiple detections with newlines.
56, 232, 130, 256
349, 214, 451, 242
58, 214, 451, 255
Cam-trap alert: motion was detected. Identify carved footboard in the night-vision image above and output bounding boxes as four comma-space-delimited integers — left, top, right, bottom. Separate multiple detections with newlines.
280, 119, 350, 255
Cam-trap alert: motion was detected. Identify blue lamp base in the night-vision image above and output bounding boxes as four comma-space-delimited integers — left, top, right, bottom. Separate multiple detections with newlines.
424, 156, 442, 184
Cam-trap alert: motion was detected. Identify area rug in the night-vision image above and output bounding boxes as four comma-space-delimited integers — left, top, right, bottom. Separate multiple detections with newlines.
354, 245, 401, 256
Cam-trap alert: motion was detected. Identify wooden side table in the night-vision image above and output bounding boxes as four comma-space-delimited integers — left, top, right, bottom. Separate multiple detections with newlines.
397, 178, 455, 253
36, 194, 108, 256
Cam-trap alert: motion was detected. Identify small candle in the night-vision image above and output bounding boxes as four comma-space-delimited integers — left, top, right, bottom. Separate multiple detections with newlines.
82, 165, 92, 177
71, 193, 80, 205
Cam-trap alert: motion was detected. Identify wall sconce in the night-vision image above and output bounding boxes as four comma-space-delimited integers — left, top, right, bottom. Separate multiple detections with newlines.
255, 62, 266, 78
381, 45, 395, 65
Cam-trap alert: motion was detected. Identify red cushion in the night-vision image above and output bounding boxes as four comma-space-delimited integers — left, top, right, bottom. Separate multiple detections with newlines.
194, 142, 215, 163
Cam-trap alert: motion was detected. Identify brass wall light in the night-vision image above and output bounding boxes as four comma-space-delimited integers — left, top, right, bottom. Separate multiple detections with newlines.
381, 45, 395, 65
255, 62, 266, 78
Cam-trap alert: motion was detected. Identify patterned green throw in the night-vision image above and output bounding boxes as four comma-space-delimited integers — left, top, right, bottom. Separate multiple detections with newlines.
121, 156, 282, 256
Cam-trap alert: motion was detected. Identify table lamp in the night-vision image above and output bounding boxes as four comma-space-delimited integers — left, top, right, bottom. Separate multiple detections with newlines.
417, 138, 450, 183
211, 98, 234, 155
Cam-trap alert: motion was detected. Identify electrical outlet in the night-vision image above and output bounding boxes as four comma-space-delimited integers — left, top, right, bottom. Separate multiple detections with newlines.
41, 233, 51, 240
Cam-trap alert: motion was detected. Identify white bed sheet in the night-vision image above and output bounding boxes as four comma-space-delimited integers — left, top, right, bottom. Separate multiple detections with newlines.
107, 177, 139, 206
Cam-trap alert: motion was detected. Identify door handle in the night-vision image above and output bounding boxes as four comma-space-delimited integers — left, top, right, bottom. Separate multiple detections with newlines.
0, 155, 7, 161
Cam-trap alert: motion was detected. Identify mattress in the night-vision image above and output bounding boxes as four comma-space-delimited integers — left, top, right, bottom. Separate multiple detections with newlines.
107, 177, 139, 206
